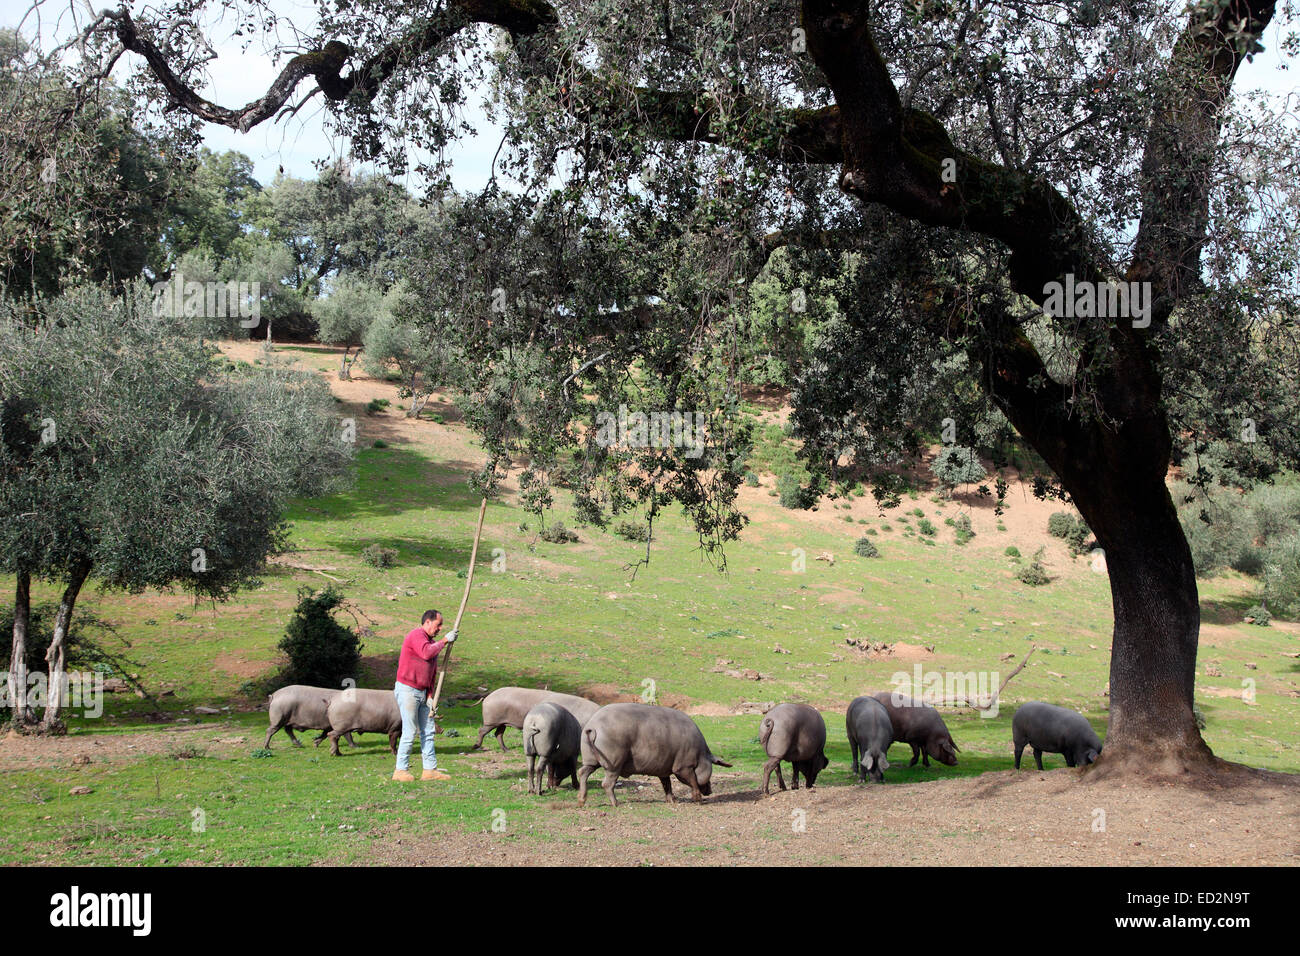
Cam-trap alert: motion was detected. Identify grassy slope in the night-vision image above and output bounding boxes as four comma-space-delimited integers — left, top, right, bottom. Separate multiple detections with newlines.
1, 344, 1295, 864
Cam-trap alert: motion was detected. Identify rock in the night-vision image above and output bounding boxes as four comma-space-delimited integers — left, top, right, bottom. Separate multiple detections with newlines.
69, 786, 92, 795
1245, 662, 1257, 670
773, 644, 790, 655
194, 706, 221, 715
70, 755, 90, 766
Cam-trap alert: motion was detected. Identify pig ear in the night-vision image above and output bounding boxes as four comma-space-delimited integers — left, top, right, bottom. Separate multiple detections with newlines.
863, 754, 874, 770
710, 755, 732, 767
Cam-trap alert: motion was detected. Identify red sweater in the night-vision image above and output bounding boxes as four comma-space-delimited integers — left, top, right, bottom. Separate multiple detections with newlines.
395, 627, 448, 694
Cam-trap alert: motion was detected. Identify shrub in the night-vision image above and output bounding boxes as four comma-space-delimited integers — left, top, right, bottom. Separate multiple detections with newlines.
1005, 545, 1021, 558
372, 439, 388, 449
954, 513, 975, 545
366, 398, 390, 414
540, 521, 579, 543
1245, 603, 1272, 626
276, 586, 363, 688
1047, 512, 1077, 538
614, 521, 651, 542
917, 518, 937, 537
930, 444, 988, 494
854, 536, 880, 558
1063, 521, 1092, 555
1262, 535, 1300, 618
1016, 548, 1050, 586
777, 473, 808, 509
744, 471, 760, 486
361, 544, 397, 568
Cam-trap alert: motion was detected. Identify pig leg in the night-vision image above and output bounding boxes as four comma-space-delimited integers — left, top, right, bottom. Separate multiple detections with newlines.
577, 763, 597, 806
849, 738, 860, 777
761, 757, 780, 795
328, 731, 342, 757
473, 724, 493, 749
496, 726, 508, 752
775, 763, 787, 791
1033, 747, 1044, 771
527, 754, 538, 794
908, 744, 921, 767
602, 770, 620, 808
681, 766, 704, 803
660, 777, 675, 803
264, 723, 280, 749
791, 764, 800, 791
388, 730, 400, 754
1064, 752, 1077, 768
1014, 737, 1025, 770
284, 727, 304, 748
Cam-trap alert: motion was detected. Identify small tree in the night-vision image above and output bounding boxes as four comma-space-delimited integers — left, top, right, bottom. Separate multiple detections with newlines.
313, 274, 387, 379
362, 283, 444, 417
929, 445, 987, 498
277, 587, 363, 688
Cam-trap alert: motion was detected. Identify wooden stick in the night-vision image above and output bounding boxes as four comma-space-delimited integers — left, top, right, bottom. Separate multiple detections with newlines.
428, 496, 488, 715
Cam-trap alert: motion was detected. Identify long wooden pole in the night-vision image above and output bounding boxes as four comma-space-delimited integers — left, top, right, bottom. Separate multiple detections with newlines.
428, 495, 488, 716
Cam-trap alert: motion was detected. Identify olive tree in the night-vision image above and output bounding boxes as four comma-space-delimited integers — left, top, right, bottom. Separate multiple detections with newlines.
0, 283, 354, 729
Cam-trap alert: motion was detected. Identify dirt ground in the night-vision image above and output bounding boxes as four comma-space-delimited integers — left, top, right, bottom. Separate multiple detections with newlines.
359, 751, 1300, 867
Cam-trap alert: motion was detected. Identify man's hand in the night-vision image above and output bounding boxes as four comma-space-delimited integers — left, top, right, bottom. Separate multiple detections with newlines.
444, 629, 458, 643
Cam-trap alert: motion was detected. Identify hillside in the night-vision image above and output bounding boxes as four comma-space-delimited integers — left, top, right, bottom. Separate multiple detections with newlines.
1, 340, 1296, 865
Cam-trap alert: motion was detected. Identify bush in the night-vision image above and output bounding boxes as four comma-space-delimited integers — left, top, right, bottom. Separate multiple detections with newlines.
776, 473, 808, 509
1047, 512, 1077, 538
361, 544, 397, 568
372, 439, 388, 449
1262, 535, 1300, 618
853, 536, 880, 558
1245, 603, 1272, 626
953, 513, 974, 545
276, 586, 363, 689
1016, 548, 1050, 586
917, 518, 937, 537
930, 444, 988, 494
614, 521, 651, 542
366, 398, 390, 414
540, 521, 579, 543
1005, 545, 1021, 558
744, 471, 760, 486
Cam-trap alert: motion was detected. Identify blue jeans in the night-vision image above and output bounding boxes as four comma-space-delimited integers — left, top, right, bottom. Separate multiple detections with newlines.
394, 681, 436, 772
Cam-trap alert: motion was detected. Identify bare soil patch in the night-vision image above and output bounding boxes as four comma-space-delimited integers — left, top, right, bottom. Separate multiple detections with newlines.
353, 762, 1300, 866
0, 722, 255, 768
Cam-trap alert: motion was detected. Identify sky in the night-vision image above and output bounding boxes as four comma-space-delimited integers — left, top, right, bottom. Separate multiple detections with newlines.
2, 0, 1296, 191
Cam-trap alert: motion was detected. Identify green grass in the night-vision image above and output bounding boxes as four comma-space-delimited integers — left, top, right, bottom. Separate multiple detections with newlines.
2, 347, 1297, 863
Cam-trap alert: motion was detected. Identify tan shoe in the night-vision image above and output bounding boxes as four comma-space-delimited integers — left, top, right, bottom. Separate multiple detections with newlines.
422, 769, 451, 781
392, 769, 415, 782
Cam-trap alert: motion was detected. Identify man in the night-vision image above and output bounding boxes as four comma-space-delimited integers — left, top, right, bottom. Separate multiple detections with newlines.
393, 609, 456, 782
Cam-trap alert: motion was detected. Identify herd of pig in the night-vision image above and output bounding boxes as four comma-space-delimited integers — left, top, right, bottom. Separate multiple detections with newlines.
264, 684, 1103, 806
